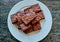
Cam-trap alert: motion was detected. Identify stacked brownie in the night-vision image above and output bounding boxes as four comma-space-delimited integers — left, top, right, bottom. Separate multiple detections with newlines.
11, 4, 45, 34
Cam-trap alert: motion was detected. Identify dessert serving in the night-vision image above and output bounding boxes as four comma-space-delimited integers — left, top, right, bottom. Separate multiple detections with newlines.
11, 4, 45, 34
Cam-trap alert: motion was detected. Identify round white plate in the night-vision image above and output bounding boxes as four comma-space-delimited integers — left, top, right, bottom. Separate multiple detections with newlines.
7, 0, 52, 42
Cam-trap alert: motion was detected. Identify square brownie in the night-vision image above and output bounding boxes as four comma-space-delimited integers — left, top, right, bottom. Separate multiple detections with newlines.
23, 27, 33, 34
16, 11, 25, 24
30, 4, 41, 13
22, 11, 36, 24
32, 11, 45, 24
11, 14, 17, 24
33, 22, 41, 31
18, 23, 32, 31
16, 22, 33, 34
24, 4, 41, 13
37, 12, 45, 19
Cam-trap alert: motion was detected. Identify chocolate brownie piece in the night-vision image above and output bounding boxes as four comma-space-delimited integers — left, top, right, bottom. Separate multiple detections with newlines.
18, 23, 32, 31
16, 22, 33, 34
24, 4, 41, 13
33, 22, 41, 31
16, 11, 25, 24
23, 27, 33, 34
11, 14, 17, 24
30, 4, 41, 13
32, 12, 45, 24
37, 12, 45, 19
22, 11, 36, 24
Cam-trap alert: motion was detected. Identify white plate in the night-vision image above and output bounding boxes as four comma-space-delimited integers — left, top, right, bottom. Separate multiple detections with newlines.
7, 0, 52, 42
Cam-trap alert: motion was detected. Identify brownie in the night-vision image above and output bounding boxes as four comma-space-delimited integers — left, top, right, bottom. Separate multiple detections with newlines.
37, 12, 45, 19
24, 4, 41, 13
32, 11, 45, 24
23, 27, 33, 34
16, 11, 25, 24
11, 14, 17, 24
22, 11, 36, 24
30, 4, 41, 13
18, 23, 32, 31
33, 22, 41, 31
